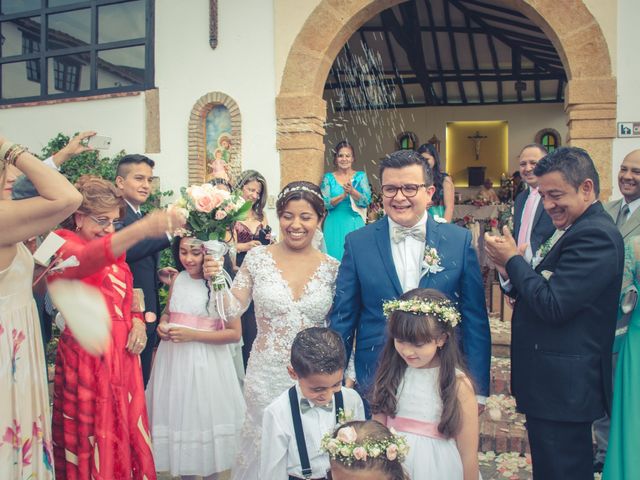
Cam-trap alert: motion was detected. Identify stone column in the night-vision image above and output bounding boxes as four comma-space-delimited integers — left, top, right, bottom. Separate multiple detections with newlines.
564, 78, 617, 200
276, 94, 327, 188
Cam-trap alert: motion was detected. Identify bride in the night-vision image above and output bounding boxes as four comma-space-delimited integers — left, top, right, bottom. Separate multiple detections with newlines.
204, 181, 339, 480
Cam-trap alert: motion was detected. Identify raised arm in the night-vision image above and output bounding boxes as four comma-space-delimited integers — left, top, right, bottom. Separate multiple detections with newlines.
506, 226, 623, 325
0, 138, 82, 247
205, 253, 254, 319
111, 209, 182, 259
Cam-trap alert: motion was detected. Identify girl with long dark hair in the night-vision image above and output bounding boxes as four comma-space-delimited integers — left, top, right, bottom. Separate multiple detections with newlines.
371, 288, 479, 480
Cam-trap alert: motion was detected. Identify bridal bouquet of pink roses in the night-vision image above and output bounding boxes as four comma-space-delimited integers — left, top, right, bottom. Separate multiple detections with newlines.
170, 183, 251, 241
170, 183, 251, 301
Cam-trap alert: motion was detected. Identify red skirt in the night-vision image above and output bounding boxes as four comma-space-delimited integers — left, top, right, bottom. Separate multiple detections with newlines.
52, 318, 156, 480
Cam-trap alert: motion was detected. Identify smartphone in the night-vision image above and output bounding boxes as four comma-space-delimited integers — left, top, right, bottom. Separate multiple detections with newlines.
86, 135, 112, 150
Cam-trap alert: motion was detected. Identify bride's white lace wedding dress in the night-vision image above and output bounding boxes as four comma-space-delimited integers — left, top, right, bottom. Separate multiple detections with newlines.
221, 246, 339, 480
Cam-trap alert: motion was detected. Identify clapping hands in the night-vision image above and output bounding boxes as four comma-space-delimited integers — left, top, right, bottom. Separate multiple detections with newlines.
484, 226, 527, 278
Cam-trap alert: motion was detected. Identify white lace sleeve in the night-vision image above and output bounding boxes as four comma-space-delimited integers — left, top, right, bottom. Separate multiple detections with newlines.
209, 255, 254, 318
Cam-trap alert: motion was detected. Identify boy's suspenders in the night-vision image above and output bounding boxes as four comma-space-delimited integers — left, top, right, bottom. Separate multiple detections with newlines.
288, 386, 344, 479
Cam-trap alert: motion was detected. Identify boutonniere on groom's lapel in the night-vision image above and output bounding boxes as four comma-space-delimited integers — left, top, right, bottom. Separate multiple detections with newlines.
420, 246, 444, 279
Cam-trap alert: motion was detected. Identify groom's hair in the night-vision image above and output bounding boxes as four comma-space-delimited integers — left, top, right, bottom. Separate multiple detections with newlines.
380, 150, 433, 186
533, 146, 600, 196
290, 327, 346, 377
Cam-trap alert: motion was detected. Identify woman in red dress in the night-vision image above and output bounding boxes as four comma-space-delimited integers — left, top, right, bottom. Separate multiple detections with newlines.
48, 175, 183, 480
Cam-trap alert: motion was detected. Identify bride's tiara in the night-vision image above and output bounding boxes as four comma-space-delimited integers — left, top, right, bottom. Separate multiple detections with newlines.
277, 185, 323, 202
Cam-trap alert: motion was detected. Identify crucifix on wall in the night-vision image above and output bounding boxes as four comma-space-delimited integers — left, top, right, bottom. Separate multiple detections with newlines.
467, 130, 488, 161
209, 0, 218, 49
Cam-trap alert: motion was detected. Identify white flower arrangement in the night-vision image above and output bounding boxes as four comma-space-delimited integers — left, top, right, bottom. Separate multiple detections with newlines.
382, 297, 461, 327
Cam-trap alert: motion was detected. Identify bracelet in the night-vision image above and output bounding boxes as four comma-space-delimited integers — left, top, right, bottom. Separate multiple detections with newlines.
7, 145, 28, 166
0, 141, 15, 161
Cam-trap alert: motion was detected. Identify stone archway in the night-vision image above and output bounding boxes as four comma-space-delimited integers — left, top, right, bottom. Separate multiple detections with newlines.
276, 0, 616, 197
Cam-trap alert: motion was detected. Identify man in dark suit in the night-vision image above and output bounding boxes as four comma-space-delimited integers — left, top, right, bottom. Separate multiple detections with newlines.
486, 147, 624, 480
513, 144, 555, 261
330, 150, 491, 405
116, 154, 170, 387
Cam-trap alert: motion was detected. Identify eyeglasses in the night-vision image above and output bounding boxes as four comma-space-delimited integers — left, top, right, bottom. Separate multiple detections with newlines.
380, 184, 427, 198
89, 215, 123, 229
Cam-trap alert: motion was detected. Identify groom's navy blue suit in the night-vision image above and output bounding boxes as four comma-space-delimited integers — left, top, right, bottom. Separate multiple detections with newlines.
330, 214, 491, 397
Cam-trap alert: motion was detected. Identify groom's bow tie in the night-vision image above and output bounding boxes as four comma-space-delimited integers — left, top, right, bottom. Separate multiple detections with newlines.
392, 225, 425, 243
300, 398, 333, 413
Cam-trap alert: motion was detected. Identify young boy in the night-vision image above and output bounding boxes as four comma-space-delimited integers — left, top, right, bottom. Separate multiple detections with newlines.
115, 154, 171, 386
261, 327, 365, 479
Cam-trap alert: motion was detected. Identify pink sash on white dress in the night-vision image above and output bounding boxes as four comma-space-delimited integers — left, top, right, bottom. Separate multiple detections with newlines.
386, 416, 446, 439
169, 312, 224, 331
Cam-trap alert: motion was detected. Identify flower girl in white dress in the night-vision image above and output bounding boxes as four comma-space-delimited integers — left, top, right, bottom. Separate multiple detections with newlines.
146, 236, 245, 480
371, 288, 481, 480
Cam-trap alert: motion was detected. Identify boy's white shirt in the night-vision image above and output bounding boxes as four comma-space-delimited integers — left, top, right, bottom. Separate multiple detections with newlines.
260, 384, 365, 479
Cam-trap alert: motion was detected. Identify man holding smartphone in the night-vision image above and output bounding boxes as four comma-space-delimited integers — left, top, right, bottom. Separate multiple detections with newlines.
115, 154, 170, 387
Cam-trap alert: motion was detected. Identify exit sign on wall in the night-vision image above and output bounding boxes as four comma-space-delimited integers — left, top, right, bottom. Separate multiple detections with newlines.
618, 122, 640, 137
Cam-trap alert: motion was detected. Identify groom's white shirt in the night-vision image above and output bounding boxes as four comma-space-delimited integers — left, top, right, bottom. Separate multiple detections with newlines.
389, 213, 428, 293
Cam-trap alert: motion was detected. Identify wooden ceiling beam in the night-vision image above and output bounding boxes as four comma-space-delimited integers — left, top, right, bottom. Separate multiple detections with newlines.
381, 5, 439, 105
380, 29, 408, 105
449, 0, 565, 77
331, 97, 563, 112
465, 15, 484, 103
443, 0, 467, 104
424, 0, 447, 103
456, 0, 528, 19
325, 72, 565, 90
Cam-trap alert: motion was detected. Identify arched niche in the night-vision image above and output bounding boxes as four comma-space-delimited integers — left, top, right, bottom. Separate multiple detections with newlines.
188, 92, 241, 185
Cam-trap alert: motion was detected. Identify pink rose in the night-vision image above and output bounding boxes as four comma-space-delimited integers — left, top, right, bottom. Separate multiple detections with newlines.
210, 189, 230, 209
352, 446, 367, 461
195, 194, 215, 213
215, 210, 227, 220
386, 444, 398, 461
187, 185, 214, 213
336, 426, 358, 444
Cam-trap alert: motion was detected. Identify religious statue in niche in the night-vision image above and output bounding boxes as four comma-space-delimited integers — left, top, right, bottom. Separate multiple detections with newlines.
467, 130, 488, 161
206, 104, 232, 181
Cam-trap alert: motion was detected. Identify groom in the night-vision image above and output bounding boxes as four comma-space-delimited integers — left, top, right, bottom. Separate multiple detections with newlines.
330, 150, 491, 402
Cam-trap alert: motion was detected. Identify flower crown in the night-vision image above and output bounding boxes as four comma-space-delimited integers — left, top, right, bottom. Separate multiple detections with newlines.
321, 426, 409, 465
382, 298, 461, 327
277, 185, 323, 202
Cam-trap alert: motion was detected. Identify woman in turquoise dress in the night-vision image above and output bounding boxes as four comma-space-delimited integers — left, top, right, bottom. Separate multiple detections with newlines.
603, 237, 640, 480
320, 140, 372, 260
417, 143, 455, 222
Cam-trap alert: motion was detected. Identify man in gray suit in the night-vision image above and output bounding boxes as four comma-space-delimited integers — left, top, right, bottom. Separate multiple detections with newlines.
594, 148, 640, 472
605, 149, 640, 242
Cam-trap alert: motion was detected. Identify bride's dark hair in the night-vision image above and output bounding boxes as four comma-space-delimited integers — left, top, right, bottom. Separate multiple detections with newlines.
276, 181, 325, 219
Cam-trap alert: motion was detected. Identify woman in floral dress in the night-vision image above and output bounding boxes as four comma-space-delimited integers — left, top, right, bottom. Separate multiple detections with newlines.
0, 137, 82, 479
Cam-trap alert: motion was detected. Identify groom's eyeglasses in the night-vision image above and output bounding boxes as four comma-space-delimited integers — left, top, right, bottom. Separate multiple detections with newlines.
380, 184, 427, 198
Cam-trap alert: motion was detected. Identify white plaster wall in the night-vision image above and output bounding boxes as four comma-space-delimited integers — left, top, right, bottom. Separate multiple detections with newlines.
0, 0, 279, 224
0, 94, 146, 154
324, 102, 567, 184
610, 0, 640, 200
152, 0, 278, 215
